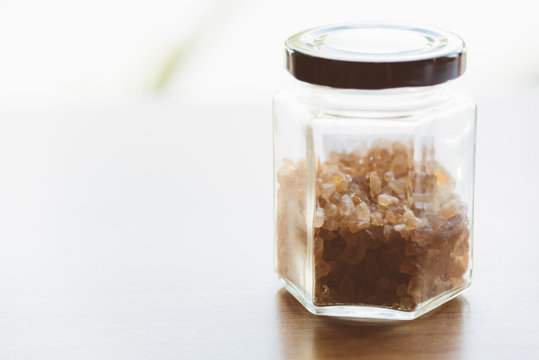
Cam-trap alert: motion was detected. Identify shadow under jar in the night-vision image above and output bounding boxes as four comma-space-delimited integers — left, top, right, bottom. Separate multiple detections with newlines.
273, 23, 476, 320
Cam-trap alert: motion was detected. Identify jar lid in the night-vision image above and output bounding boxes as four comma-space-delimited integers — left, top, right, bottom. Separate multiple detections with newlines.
285, 23, 466, 90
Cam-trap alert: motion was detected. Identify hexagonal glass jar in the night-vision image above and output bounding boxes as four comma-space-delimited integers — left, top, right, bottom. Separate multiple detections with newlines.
273, 23, 476, 320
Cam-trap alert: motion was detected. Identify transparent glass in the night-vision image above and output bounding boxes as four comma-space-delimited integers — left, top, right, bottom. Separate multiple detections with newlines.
273, 78, 476, 320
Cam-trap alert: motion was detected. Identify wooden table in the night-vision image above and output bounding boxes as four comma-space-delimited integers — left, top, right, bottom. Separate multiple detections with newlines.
0, 90, 538, 359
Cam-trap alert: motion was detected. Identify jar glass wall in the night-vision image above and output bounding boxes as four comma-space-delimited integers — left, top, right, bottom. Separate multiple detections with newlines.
274, 81, 476, 320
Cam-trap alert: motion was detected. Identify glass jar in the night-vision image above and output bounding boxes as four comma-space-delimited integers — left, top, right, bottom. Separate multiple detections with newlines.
273, 23, 476, 320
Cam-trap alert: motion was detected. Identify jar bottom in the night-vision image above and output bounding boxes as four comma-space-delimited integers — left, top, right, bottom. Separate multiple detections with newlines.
279, 277, 470, 321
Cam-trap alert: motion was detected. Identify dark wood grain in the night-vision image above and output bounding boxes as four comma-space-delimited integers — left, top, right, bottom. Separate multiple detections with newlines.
0, 95, 538, 359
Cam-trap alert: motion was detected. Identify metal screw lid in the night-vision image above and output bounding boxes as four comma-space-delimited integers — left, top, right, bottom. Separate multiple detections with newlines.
285, 23, 466, 89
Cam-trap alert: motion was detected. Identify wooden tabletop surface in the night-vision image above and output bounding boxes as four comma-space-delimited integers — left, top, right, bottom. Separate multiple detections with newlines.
0, 89, 538, 359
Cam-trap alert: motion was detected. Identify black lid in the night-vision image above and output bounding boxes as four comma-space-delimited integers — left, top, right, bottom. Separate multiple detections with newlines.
285, 23, 466, 90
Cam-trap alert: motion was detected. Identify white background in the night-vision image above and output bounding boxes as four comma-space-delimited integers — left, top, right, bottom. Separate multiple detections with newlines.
0, 0, 537, 106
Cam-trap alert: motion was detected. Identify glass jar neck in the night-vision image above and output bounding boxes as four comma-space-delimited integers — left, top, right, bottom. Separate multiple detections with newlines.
288, 75, 458, 118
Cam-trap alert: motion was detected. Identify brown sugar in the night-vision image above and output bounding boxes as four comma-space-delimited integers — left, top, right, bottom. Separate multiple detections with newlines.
276, 140, 470, 312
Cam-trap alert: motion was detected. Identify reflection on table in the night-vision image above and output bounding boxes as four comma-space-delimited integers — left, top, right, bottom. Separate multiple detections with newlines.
276, 288, 469, 360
